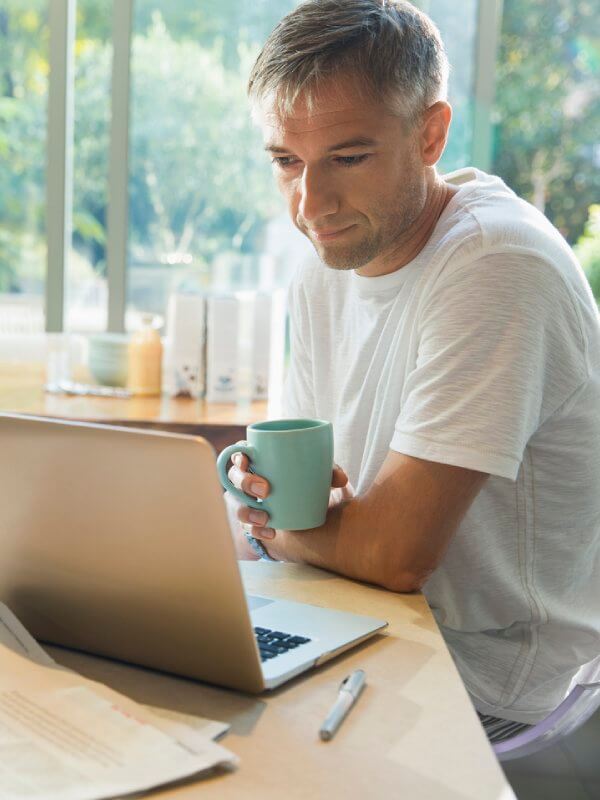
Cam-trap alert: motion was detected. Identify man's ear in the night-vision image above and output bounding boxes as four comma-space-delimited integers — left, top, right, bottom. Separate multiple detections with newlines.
420, 101, 452, 167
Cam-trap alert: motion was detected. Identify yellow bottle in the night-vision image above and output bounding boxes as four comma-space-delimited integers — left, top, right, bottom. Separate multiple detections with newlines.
128, 314, 163, 396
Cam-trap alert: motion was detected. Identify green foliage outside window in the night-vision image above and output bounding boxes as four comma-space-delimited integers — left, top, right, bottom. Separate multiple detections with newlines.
493, 0, 600, 248
574, 205, 600, 302
0, 3, 47, 293
0, 0, 598, 301
0, 0, 299, 296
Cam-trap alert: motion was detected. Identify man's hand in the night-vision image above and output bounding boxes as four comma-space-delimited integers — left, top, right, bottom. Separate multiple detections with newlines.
226, 447, 487, 591
225, 452, 353, 556
271, 451, 487, 592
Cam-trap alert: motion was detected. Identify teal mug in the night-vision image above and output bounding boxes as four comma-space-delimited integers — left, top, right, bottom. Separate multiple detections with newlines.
216, 419, 334, 531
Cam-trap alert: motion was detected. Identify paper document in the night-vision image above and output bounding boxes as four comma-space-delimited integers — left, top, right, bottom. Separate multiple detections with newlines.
0, 603, 57, 667
0, 604, 237, 800
143, 704, 230, 743
0, 603, 231, 745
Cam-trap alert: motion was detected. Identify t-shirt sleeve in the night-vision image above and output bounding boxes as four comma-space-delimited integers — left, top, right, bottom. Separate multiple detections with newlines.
282, 273, 317, 419
390, 252, 588, 480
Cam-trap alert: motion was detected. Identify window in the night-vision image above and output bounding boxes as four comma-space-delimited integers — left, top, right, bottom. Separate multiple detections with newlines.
492, 0, 600, 249
65, 0, 112, 332
125, 1, 310, 328
1, 0, 504, 336
421, 0, 479, 172
0, 2, 48, 333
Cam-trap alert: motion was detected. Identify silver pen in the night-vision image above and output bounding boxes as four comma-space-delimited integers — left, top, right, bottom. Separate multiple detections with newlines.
319, 669, 366, 741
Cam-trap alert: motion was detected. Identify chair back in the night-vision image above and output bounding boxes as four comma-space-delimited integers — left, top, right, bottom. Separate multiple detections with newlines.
493, 682, 600, 761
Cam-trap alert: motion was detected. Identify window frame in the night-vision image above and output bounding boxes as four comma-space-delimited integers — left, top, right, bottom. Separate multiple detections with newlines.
44, 0, 503, 333
46, 0, 75, 331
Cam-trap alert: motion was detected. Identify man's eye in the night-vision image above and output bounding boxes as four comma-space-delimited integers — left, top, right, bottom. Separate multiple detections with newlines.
334, 154, 369, 167
271, 156, 298, 168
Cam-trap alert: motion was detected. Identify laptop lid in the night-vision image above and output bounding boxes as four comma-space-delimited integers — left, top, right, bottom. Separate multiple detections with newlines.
0, 413, 265, 693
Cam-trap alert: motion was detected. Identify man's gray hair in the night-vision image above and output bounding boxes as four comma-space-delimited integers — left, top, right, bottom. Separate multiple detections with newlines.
248, 0, 450, 125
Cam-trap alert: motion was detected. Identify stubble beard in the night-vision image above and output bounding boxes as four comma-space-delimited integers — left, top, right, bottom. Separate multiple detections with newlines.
301, 176, 427, 271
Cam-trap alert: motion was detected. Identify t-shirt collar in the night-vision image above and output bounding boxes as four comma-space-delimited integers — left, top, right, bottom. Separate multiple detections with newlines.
349, 167, 483, 299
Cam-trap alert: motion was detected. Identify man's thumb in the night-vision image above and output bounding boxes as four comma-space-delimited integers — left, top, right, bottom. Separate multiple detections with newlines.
331, 464, 349, 488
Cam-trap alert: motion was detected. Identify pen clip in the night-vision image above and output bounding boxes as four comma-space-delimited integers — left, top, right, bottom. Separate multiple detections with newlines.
339, 669, 366, 698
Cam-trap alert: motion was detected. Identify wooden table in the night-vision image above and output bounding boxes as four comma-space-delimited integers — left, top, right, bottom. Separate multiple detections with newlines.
47, 562, 514, 799
2, 362, 515, 797
0, 361, 267, 426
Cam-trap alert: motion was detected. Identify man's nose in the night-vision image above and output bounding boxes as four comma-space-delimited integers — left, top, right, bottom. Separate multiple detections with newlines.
297, 165, 339, 223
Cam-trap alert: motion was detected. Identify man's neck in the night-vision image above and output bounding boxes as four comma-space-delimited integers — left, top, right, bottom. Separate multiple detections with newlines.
356, 178, 457, 278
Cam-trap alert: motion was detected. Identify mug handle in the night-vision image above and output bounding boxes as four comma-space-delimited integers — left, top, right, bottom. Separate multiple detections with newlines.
216, 441, 264, 511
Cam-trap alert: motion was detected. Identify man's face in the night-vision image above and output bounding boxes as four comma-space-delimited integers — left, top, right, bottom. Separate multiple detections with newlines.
258, 75, 427, 272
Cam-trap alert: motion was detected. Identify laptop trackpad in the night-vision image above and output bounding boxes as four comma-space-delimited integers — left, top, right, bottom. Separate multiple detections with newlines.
246, 595, 275, 611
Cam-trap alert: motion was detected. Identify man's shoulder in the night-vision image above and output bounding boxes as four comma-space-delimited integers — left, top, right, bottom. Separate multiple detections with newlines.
443, 169, 574, 267
426, 170, 588, 307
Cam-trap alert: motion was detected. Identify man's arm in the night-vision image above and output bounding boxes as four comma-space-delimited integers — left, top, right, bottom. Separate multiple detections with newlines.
235, 450, 488, 593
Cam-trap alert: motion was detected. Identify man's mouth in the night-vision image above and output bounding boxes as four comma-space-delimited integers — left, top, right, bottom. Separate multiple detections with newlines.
310, 224, 356, 242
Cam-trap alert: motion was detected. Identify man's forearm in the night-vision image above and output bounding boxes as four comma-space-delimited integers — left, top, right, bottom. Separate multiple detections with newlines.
262, 452, 487, 593
264, 497, 421, 592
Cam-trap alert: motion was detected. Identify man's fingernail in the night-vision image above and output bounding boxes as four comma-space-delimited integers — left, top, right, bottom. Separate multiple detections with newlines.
251, 482, 266, 498
249, 510, 266, 524
259, 529, 275, 539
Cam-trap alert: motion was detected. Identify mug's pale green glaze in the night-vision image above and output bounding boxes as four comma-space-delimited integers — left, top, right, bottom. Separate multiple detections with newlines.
217, 419, 334, 531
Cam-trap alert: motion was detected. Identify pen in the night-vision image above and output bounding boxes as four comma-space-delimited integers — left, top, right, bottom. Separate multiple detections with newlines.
319, 669, 366, 741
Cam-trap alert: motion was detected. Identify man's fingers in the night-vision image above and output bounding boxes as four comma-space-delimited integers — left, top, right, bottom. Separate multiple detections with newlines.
331, 464, 349, 488
226, 452, 270, 498
247, 526, 276, 540
226, 453, 246, 491
239, 521, 276, 540
328, 464, 355, 509
237, 505, 270, 528
232, 453, 249, 470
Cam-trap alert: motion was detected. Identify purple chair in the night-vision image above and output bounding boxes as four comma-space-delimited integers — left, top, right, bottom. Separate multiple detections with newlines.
493, 681, 600, 761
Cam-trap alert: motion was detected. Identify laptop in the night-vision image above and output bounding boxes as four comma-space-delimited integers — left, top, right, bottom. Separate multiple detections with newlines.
0, 413, 387, 693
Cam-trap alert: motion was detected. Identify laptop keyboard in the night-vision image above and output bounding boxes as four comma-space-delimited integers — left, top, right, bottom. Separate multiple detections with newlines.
254, 627, 312, 662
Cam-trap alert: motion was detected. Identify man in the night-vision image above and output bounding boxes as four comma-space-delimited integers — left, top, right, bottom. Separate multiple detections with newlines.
226, 0, 600, 737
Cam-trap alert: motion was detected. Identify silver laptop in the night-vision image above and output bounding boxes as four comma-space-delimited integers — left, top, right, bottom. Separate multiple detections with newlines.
0, 413, 387, 693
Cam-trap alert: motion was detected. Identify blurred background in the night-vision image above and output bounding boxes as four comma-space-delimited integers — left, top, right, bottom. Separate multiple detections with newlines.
0, 0, 598, 336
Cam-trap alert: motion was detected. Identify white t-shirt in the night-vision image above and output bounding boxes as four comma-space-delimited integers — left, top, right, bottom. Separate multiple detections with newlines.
283, 167, 600, 723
